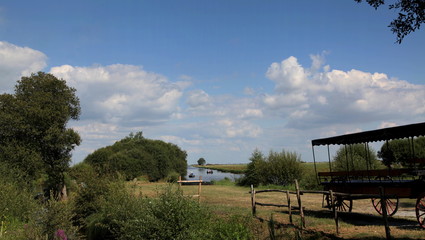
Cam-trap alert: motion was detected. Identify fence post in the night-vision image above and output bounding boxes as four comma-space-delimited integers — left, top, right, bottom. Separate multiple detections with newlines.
251, 185, 256, 216
295, 180, 305, 229
330, 190, 339, 235
178, 176, 182, 187
286, 190, 293, 224
198, 176, 202, 203
379, 187, 391, 240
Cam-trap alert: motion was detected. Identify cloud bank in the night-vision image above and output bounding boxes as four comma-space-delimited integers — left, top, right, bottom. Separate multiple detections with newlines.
2, 41, 425, 163
264, 55, 425, 129
0, 41, 47, 92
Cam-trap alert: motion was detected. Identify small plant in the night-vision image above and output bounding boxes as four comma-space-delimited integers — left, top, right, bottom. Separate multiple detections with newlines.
0, 215, 8, 237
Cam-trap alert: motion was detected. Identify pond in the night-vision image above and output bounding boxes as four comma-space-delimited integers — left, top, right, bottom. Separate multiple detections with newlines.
185, 166, 243, 182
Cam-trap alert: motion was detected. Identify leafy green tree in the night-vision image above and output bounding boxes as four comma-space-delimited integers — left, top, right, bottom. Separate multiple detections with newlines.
239, 149, 266, 187
197, 158, 206, 166
332, 144, 380, 171
378, 136, 425, 167
84, 132, 187, 181
354, 0, 425, 43
0, 72, 81, 198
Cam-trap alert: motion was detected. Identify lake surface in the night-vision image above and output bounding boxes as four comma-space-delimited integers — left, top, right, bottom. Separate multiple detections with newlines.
185, 166, 243, 182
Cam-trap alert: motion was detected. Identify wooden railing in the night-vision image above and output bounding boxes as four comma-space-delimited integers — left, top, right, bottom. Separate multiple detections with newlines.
250, 180, 393, 239
178, 176, 202, 202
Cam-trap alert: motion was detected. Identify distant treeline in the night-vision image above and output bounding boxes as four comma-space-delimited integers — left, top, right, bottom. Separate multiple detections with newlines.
84, 132, 187, 181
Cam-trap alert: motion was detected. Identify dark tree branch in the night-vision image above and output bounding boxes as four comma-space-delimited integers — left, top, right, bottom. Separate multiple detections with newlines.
355, 0, 425, 43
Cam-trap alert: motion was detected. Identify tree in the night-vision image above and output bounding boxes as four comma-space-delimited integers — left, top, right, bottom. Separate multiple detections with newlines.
0, 72, 81, 198
378, 136, 425, 167
84, 132, 187, 181
332, 144, 380, 171
238, 149, 266, 187
197, 157, 206, 166
354, 0, 425, 43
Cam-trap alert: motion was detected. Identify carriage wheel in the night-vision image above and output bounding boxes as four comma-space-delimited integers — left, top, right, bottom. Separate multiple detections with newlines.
327, 195, 353, 212
371, 197, 399, 216
416, 192, 425, 229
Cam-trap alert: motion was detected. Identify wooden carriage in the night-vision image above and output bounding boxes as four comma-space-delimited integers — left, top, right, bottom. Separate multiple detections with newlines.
311, 122, 425, 228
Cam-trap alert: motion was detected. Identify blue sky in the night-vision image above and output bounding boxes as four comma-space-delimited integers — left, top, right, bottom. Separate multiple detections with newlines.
1, 0, 424, 165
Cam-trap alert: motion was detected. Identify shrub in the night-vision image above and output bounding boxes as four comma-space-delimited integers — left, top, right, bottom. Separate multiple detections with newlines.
239, 149, 304, 187
82, 182, 256, 240
166, 171, 180, 183
0, 163, 39, 222
24, 197, 80, 240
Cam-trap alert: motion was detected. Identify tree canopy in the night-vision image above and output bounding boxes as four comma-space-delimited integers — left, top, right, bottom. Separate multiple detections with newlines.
378, 136, 425, 167
197, 158, 206, 165
0, 72, 81, 198
84, 132, 187, 181
355, 0, 425, 43
332, 144, 380, 171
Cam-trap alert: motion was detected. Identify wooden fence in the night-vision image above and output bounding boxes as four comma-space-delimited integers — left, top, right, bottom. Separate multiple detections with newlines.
250, 180, 393, 239
178, 176, 203, 202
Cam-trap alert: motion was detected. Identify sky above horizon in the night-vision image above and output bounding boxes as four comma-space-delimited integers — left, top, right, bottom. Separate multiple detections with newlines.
1, 0, 424, 165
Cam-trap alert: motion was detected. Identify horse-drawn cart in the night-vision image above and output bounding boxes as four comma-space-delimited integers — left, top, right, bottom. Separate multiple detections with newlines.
311, 122, 425, 228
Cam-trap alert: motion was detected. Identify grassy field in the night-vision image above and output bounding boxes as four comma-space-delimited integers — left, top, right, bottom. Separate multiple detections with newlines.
194, 161, 330, 174
194, 164, 248, 174
130, 181, 425, 239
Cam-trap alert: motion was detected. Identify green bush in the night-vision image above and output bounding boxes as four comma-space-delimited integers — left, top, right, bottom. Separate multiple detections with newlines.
24, 197, 80, 240
83, 183, 255, 240
0, 163, 39, 222
166, 171, 180, 183
239, 149, 304, 187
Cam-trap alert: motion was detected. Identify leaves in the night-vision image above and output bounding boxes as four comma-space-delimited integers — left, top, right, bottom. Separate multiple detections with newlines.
0, 72, 81, 198
355, 0, 425, 43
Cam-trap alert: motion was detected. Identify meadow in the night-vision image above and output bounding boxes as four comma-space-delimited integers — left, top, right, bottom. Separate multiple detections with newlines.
131, 180, 424, 239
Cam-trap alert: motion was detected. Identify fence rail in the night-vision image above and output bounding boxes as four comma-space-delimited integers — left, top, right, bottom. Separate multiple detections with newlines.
250, 180, 393, 239
178, 176, 203, 202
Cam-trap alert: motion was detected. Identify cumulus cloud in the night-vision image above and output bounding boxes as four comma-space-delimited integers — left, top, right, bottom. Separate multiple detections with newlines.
264, 55, 425, 128
186, 90, 211, 109
50, 64, 186, 125
0, 41, 47, 92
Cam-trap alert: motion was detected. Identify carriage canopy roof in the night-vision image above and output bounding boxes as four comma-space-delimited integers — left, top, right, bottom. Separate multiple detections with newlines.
311, 122, 425, 146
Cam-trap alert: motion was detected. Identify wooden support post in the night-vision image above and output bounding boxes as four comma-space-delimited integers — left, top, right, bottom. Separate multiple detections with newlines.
251, 185, 256, 216
330, 190, 339, 235
286, 190, 293, 224
178, 176, 182, 187
379, 187, 391, 240
295, 180, 305, 229
198, 176, 202, 203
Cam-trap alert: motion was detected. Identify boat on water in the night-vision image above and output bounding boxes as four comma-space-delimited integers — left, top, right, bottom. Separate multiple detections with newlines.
206, 170, 213, 174
188, 172, 195, 178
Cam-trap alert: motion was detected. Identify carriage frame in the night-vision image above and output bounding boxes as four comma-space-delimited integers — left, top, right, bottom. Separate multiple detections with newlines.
311, 122, 425, 228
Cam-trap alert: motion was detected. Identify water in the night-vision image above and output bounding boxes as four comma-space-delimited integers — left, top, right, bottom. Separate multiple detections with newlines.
185, 166, 243, 182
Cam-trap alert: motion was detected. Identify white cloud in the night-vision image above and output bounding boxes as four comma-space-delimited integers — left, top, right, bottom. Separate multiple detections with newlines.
0, 41, 47, 92
186, 90, 211, 109
50, 64, 185, 125
264, 55, 425, 128
266, 56, 309, 92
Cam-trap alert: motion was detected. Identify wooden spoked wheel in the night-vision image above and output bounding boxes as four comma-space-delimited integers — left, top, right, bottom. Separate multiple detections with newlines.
327, 195, 353, 212
416, 192, 425, 229
371, 197, 399, 216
